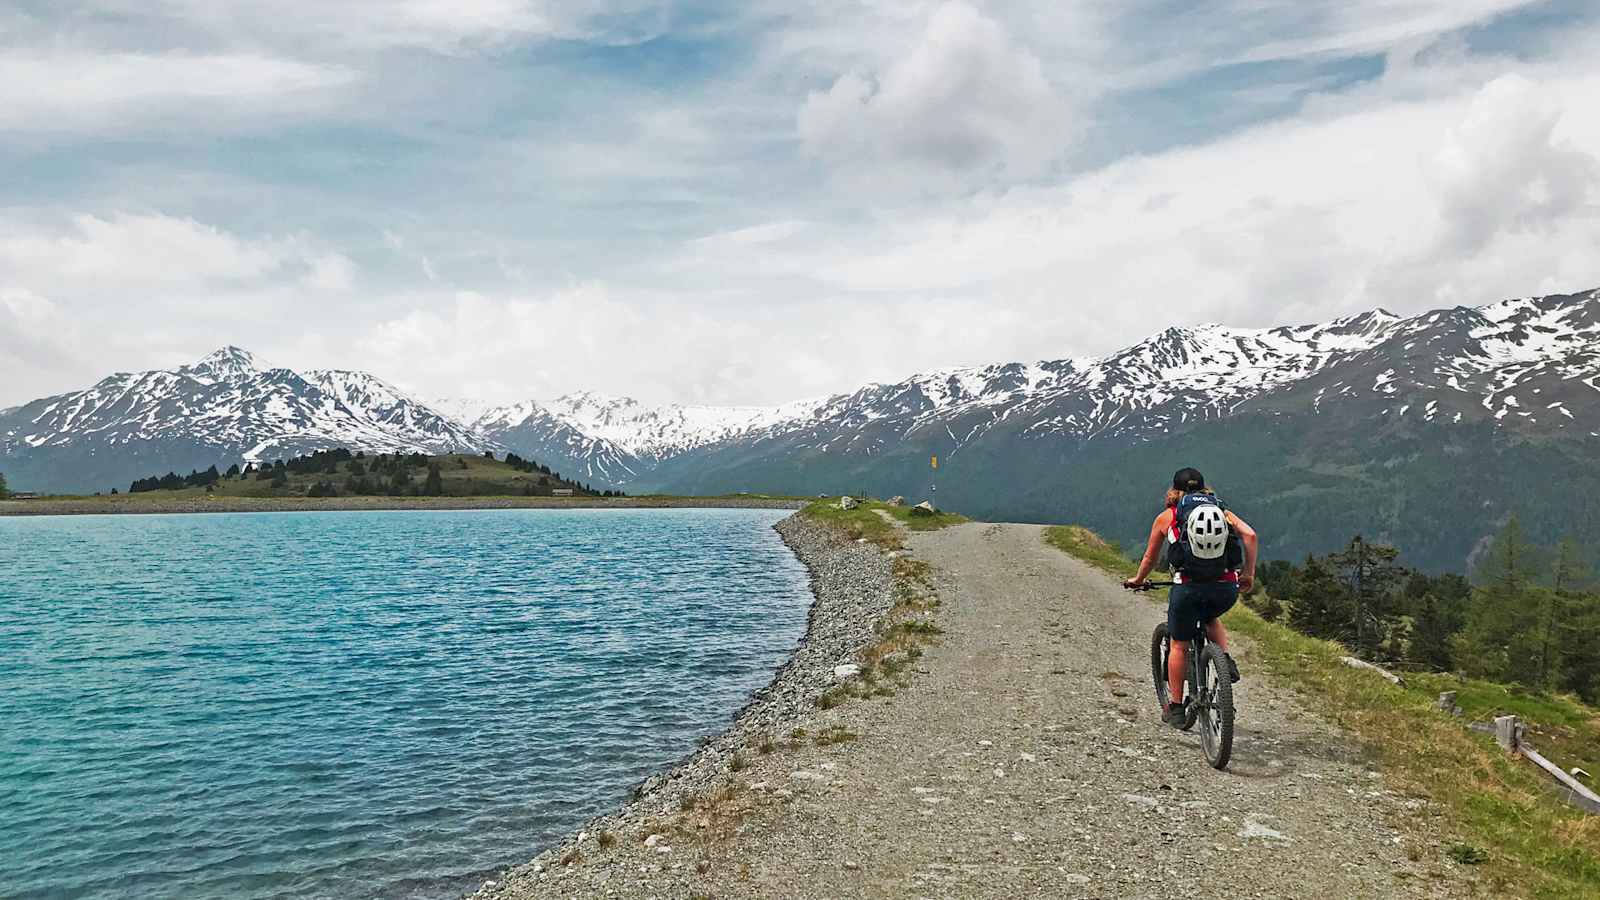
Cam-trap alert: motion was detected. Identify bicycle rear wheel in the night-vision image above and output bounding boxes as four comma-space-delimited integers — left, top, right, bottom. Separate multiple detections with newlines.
1149, 623, 1171, 709
1197, 644, 1235, 770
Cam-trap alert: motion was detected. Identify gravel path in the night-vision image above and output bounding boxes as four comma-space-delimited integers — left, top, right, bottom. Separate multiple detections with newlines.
475, 521, 1470, 899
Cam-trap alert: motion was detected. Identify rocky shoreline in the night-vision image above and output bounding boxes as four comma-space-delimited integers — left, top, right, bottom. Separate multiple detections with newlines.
0, 496, 807, 517
470, 511, 896, 898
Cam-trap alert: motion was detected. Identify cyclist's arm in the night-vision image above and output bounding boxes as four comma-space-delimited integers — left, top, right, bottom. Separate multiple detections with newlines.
1226, 510, 1259, 587
1127, 510, 1171, 584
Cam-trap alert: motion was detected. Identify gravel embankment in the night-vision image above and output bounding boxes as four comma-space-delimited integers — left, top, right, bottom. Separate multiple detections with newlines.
0, 496, 806, 517
474, 520, 1474, 900
471, 512, 896, 897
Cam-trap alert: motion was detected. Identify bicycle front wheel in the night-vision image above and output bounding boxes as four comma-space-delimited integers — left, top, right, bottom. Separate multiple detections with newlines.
1197, 644, 1235, 770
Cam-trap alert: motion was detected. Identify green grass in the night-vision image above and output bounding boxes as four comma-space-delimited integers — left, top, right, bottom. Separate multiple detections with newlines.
1405, 672, 1600, 780
798, 497, 968, 547
876, 503, 970, 532
1044, 523, 1600, 900
1043, 525, 1138, 575
799, 499, 904, 547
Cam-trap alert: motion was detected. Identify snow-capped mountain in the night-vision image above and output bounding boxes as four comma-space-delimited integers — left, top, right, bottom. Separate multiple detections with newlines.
465, 288, 1600, 493
463, 392, 829, 483
0, 347, 491, 493
8, 288, 1600, 569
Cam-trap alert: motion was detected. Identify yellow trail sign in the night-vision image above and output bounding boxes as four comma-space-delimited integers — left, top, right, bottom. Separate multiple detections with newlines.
931, 455, 938, 470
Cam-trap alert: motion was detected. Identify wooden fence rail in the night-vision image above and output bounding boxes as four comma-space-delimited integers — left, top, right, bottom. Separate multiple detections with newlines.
1461, 705, 1600, 815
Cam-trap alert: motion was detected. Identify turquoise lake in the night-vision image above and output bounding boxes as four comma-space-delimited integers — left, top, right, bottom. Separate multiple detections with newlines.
0, 508, 812, 899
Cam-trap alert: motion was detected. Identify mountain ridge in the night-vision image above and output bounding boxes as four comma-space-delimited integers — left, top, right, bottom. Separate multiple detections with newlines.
6, 286, 1600, 569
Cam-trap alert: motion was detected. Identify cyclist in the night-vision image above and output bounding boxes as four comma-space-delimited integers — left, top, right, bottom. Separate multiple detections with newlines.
1123, 467, 1257, 726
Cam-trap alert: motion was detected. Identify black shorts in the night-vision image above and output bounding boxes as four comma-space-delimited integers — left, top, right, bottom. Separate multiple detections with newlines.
1167, 580, 1239, 641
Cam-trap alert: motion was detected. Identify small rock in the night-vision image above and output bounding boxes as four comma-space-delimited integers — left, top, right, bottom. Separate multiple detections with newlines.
838, 496, 858, 510
833, 663, 862, 681
1238, 817, 1290, 842
644, 834, 662, 848
1063, 873, 1091, 885
1121, 793, 1161, 811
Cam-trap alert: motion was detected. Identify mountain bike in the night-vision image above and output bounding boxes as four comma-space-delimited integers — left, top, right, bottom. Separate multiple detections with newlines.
1127, 581, 1235, 770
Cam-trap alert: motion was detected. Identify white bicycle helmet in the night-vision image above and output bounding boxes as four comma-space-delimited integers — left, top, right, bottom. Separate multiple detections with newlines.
1185, 504, 1229, 560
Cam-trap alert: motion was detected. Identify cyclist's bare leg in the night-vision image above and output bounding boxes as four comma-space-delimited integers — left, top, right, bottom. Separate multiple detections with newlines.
1168, 641, 1187, 706
1204, 619, 1230, 651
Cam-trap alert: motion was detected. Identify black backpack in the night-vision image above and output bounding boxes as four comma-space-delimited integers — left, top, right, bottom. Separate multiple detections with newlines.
1165, 492, 1244, 581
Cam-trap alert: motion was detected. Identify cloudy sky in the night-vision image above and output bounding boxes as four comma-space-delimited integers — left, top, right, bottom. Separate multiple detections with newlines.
3, 1, 1599, 409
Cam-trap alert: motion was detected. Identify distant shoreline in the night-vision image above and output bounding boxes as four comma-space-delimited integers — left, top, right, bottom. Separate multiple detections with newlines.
0, 495, 809, 517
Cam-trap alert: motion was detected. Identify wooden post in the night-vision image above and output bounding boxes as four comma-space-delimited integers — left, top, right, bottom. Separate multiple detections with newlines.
1494, 715, 1522, 753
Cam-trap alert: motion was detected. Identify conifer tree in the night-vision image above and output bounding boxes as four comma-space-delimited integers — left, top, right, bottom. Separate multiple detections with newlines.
1288, 555, 1355, 643
1328, 535, 1403, 660
424, 463, 444, 497
1408, 593, 1456, 671
1456, 517, 1541, 684
0, 470, 8, 499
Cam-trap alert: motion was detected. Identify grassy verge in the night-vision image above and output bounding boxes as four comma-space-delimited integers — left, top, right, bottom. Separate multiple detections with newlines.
797, 497, 968, 548
1042, 524, 1600, 900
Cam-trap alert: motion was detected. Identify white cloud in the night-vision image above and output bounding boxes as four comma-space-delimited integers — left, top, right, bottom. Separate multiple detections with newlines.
1232, 1, 1544, 64
2, 0, 1599, 412
0, 52, 355, 131
797, 2, 1071, 180
672, 65, 1600, 376
109, 0, 669, 54
1427, 74, 1598, 254
0, 213, 338, 291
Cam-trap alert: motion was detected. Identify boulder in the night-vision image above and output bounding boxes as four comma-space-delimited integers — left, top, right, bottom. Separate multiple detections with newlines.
832, 663, 861, 681
909, 500, 938, 517
838, 496, 858, 510
885, 496, 906, 507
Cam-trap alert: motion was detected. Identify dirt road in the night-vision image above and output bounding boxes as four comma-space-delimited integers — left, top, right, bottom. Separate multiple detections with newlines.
485, 521, 1467, 899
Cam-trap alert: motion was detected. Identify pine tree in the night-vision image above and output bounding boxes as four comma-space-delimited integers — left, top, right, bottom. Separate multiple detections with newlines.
1288, 555, 1355, 643
1551, 538, 1599, 700
271, 468, 288, 489
1559, 596, 1600, 703
1456, 517, 1541, 684
1327, 535, 1403, 660
0, 470, 8, 499
1408, 593, 1456, 672
424, 463, 444, 497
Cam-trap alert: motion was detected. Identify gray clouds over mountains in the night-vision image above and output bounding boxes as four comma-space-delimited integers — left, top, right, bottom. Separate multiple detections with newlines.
3, 1, 1599, 410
